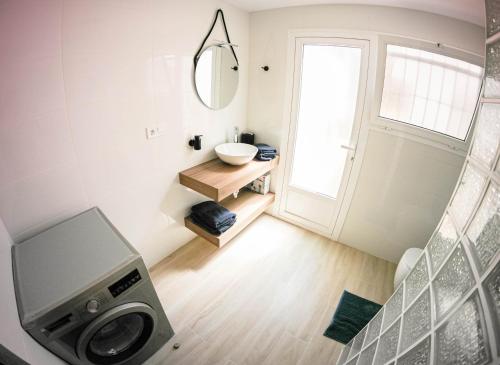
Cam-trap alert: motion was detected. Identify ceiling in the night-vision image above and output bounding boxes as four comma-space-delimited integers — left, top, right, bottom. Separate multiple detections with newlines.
225, 0, 485, 26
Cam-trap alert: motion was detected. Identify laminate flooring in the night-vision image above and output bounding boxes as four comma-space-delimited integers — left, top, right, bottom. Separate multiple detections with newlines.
147, 214, 396, 365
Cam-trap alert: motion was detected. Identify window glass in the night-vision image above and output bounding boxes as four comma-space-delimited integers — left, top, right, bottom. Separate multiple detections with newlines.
380, 45, 483, 140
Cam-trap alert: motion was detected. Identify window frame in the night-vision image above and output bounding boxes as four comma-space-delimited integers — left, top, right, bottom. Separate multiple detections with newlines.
373, 35, 484, 151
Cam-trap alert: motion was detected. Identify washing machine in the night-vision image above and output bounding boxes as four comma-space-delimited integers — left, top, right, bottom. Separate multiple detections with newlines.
12, 207, 174, 365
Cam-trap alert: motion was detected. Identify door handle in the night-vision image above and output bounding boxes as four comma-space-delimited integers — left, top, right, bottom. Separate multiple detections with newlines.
340, 144, 356, 151
340, 144, 356, 161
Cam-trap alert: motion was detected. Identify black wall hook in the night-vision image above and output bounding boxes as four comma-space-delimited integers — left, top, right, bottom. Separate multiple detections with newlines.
261, 65, 270, 71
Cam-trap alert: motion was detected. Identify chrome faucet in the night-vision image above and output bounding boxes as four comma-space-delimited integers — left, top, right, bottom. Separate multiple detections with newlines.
233, 126, 239, 143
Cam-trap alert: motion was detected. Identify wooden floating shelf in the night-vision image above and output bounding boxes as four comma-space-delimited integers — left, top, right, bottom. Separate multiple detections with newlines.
184, 190, 275, 248
179, 156, 279, 248
179, 157, 279, 202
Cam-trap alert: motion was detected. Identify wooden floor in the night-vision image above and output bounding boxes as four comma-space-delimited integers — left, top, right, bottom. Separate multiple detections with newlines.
147, 214, 396, 365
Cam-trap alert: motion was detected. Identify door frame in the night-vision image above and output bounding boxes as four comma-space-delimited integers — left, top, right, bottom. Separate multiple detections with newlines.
274, 29, 377, 240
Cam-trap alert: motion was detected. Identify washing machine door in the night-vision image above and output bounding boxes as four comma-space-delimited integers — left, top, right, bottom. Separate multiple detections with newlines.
76, 302, 157, 365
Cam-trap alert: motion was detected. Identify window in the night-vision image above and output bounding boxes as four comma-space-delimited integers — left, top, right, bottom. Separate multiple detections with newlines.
380, 45, 483, 140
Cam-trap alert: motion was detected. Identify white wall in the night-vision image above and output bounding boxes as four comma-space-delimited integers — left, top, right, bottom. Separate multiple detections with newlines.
0, 217, 65, 364
0, 0, 249, 267
339, 130, 465, 262
247, 5, 485, 262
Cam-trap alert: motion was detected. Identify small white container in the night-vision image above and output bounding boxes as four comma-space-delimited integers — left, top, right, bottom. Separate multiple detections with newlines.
247, 173, 271, 194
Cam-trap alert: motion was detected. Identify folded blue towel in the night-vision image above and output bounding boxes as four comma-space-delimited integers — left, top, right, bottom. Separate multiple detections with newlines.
255, 143, 277, 161
255, 143, 277, 153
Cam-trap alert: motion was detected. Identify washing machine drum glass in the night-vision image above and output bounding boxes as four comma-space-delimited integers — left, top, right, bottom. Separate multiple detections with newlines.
78, 303, 157, 365
89, 313, 144, 357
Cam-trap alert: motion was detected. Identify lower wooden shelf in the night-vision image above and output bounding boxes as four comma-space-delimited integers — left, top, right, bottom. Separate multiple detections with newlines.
184, 190, 275, 248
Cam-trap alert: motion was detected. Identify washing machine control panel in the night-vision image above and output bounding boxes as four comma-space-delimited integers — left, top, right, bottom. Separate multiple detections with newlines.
108, 268, 142, 297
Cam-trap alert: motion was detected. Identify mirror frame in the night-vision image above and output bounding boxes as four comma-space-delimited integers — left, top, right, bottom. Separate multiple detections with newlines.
194, 44, 239, 110
193, 9, 239, 110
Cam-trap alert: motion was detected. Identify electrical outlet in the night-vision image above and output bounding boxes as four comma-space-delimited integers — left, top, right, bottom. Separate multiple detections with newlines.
145, 126, 167, 139
145, 127, 159, 139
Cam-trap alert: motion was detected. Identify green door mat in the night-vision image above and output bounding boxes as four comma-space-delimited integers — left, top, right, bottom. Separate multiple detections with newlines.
323, 290, 382, 344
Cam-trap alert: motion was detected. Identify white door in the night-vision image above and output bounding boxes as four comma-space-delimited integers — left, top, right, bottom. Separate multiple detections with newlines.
279, 37, 369, 236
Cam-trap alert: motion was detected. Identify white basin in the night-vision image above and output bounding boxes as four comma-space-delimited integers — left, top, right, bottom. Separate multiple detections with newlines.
215, 143, 258, 165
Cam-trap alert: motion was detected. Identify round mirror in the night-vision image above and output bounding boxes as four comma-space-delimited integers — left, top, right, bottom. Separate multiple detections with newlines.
194, 45, 239, 110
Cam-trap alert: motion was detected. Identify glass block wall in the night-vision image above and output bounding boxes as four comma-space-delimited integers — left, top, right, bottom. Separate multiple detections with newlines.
337, 3, 500, 364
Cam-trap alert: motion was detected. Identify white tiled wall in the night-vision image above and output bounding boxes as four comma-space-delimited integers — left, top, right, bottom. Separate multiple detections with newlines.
0, 0, 249, 267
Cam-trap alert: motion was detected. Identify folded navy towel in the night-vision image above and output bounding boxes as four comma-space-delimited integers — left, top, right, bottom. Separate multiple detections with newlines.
255, 143, 277, 153
257, 152, 276, 156
190, 201, 237, 230
256, 154, 276, 161
255, 144, 277, 161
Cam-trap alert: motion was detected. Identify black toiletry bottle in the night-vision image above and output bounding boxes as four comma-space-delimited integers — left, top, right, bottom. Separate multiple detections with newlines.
240, 132, 255, 145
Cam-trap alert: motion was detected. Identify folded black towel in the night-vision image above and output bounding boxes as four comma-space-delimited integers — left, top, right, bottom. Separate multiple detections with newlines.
190, 201, 236, 231
255, 143, 277, 154
191, 211, 235, 229
190, 215, 236, 235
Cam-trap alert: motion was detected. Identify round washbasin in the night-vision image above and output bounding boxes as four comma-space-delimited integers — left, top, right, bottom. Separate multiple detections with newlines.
215, 143, 258, 165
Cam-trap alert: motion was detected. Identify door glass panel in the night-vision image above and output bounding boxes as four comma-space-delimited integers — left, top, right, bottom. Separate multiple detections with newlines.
88, 313, 145, 358
290, 44, 362, 198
